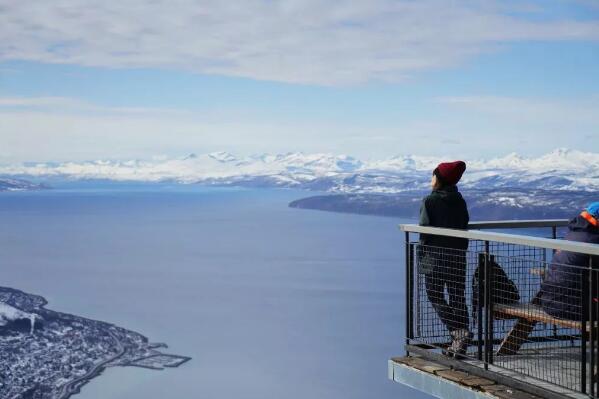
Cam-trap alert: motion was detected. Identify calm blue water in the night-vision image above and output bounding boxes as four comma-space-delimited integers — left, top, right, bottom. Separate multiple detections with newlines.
0, 186, 427, 399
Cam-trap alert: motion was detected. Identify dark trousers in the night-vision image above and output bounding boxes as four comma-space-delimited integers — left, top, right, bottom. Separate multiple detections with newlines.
424, 252, 469, 333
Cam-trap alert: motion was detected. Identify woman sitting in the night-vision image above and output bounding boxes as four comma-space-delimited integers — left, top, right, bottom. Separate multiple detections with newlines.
540, 203, 599, 321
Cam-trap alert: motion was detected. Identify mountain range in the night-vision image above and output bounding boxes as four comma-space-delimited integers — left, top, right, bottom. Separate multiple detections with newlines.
2, 148, 598, 194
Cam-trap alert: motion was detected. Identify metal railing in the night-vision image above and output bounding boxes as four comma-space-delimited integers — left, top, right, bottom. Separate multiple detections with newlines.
401, 219, 599, 398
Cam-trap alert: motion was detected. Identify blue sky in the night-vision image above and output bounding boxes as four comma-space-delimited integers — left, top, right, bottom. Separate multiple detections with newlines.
1, 0, 598, 162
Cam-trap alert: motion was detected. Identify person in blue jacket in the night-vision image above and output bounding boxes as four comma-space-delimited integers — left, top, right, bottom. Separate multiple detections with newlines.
540, 202, 599, 321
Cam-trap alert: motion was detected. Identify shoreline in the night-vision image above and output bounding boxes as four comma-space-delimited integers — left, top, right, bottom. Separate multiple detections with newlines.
0, 286, 191, 399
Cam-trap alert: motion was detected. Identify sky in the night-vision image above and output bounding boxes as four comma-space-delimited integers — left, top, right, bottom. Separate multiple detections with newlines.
1, 0, 598, 163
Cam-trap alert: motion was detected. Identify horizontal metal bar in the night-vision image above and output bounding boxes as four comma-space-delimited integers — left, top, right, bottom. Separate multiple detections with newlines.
468, 220, 569, 229
399, 224, 599, 256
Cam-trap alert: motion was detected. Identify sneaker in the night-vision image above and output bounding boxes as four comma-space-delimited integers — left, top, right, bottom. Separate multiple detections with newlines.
449, 329, 471, 358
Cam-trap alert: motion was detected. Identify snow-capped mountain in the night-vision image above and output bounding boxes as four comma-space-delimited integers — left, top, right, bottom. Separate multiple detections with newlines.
2, 148, 598, 193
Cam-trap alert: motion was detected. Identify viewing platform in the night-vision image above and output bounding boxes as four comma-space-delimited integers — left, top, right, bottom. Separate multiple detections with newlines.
390, 220, 599, 399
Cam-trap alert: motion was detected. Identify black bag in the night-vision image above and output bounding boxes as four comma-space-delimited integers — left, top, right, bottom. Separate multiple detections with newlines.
472, 255, 520, 322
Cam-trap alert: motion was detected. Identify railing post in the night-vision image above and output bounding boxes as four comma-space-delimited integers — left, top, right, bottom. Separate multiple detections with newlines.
550, 225, 558, 339
405, 232, 413, 355
484, 244, 494, 367
590, 257, 596, 397
477, 252, 484, 361
582, 268, 589, 394
409, 242, 414, 343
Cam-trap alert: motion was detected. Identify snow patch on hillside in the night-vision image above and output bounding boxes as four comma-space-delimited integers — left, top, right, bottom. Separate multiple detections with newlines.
0, 303, 39, 334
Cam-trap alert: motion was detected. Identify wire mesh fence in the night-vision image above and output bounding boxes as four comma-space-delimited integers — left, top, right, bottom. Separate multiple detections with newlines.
408, 236, 598, 396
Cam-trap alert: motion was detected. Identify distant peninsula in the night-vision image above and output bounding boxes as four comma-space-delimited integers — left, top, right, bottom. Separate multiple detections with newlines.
289, 189, 597, 220
0, 178, 47, 192
0, 287, 190, 399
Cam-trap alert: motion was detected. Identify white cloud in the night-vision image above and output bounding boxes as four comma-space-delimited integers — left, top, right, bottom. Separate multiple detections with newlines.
430, 95, 599, 158
0, 96, 84, 107
1, 94, 597, 162
1, 0, 598, 85
0, 96, 356, 161
436, 95, 599, 124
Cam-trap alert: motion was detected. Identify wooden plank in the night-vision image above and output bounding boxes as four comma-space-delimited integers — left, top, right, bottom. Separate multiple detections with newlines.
461, 376, 496, 387
494, 303, 582, 330
412, 361, 450, 374
390, 356, 451, 374
481, 384, 512, 393
497, 318, 538, 356
436, 369, 470, 383
391, 357, 426, 367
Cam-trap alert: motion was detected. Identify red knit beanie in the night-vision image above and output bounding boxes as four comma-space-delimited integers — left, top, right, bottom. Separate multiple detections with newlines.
434, 161, 466, 185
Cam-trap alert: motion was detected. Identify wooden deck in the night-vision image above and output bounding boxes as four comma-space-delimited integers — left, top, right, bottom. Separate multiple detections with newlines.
389, 356, 538, 399
392, 345, 590, 399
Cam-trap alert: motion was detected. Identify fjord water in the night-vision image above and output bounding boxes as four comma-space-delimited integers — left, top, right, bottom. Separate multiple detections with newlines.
0, 186, 427, 399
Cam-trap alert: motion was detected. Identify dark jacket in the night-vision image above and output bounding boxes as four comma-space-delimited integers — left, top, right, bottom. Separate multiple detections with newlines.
419, 185, 469, 251
540, 215, 599, 321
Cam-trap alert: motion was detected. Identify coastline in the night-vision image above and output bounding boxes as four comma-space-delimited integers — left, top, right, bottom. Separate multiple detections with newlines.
0, 286, 191, 399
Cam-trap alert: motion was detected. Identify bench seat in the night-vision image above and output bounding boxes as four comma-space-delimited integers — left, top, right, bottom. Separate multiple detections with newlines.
494, 303, 582, 330
494, 303, 586, 355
